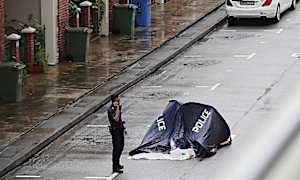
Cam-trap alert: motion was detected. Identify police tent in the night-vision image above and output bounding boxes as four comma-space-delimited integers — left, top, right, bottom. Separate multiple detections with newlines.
129, 100, 231, 160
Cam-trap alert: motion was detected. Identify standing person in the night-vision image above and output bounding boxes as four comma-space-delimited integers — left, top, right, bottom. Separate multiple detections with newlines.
107, 94, 125, 173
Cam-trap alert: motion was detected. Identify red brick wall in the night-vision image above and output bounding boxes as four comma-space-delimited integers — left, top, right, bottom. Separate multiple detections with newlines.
109, 0, 119, 32
57, 0, 69, 61
0, 0, 4, 61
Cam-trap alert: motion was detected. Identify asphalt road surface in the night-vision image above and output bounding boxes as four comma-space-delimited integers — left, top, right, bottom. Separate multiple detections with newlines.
4, 4, 300, 180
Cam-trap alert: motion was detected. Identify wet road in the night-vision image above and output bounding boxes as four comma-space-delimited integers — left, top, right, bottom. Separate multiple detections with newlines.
0, 0, 223, 152
4, 4, 300, 180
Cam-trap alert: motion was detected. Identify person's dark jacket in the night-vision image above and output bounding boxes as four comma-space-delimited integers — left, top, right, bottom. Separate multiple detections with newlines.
107, 105, 125, 133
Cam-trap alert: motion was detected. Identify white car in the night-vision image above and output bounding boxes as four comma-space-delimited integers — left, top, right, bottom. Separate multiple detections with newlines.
225, 0, 297, 25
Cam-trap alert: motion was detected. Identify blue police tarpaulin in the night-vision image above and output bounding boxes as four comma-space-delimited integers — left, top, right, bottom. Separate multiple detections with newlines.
129, 100, 231, 159
129, 100, 182, 155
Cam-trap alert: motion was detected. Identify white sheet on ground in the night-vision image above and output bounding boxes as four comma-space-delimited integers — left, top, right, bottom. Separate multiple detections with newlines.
128, 148, 196, 160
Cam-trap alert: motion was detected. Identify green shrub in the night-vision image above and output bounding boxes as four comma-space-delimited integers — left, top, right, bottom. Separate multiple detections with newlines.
35, 48, 48, 73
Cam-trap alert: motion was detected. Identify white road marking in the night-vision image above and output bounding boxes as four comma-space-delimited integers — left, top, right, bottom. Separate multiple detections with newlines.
230, 29, 282, 33
141, 85, 162, 88
210, 83, 221, 91
276, 28, 283, 34
233, 54, 249, 58
291, 53, 300, 58
263, 29, 273, 32
86, 173, 120, 180
160, 70, 167, 75
286, 18, 291, 22
226, 69, 232, 72
195, 85, 210, 88
87, 125, 109, 128
159, 75, 170, 82
16, 175, 41, 178
263, 29, 276, 32
233, 53, 255, 60
263, 29, 283, 34
184, 55, 203, 58
259, 41, 265, 44
247, 53, 256, 60
108, 172, 120, 180
86, 177, 107, 179
220, 29, 237, 32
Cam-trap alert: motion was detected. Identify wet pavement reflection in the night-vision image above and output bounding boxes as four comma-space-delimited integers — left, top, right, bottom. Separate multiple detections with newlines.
0, 0, 223, 151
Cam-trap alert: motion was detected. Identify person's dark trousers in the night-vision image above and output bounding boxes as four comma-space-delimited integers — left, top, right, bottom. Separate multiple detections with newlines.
112, 128, 124, 171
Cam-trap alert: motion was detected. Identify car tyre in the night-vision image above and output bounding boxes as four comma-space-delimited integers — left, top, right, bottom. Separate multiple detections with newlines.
228, 17, 237, 26
290, 0, 296, 10
273, 5, 280, 23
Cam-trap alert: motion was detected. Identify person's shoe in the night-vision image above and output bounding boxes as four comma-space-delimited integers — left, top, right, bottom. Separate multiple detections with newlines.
113, 168, 123, 173
118, 164, 124, 169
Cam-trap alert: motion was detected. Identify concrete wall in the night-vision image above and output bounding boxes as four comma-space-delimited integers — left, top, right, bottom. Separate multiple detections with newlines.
5, 0, 41, 24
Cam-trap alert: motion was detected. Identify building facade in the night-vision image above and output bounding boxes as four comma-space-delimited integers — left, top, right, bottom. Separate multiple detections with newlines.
2, 0, 69, 64
57, 0, 69, 62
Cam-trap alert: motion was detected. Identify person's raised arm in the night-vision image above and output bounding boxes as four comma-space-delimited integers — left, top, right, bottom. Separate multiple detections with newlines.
114, 105, 120, 122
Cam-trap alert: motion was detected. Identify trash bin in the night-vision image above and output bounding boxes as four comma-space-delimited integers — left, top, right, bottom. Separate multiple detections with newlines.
92, 5, 99, 33
0, 62, 26, 102
131, 0, 151, 27
112, 4, 137, 37
65, 27, 92, 62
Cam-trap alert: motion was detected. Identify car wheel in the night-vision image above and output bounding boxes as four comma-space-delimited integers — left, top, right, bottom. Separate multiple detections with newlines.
228, 17, 237, 26
290, 0, 296, 10
273, 5, 280, 23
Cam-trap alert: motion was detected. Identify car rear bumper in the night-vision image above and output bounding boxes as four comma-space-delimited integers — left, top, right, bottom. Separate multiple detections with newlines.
226, 6, 277, 18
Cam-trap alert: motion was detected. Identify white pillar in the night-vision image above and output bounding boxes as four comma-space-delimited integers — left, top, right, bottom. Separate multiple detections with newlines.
156, 0, 165, 4
100, 0, 109, 36
41, 0, 58, 65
